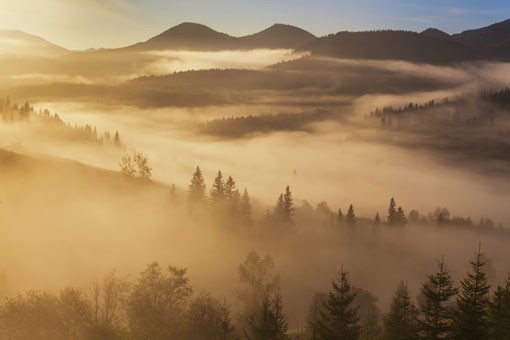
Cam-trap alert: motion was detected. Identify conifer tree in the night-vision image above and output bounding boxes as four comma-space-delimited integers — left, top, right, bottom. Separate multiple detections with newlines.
346, 204, 356, 225
488, 276, 510, 340
420, 257, 458, 340
387, 198, 397, 224
338, 209, 344, 224
396, 207, 406, 225
241, 188, 253, 226
374, 212, 381, 225
452, 246, 491, 340
283, 186, 294, 219
383, 282, 419, 340
188, 166, 206, 203
246, 291, 289, 340
317, 267, 360, 340
224, 176, 237, 202
219, 298, 235, 340
360, 305, 381, 340
211, 170, 226, 203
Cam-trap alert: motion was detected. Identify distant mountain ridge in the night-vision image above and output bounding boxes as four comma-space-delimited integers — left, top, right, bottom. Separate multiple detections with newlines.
299, 19, 510, 63
124, 22, 316, 51
0, 29, 68, 57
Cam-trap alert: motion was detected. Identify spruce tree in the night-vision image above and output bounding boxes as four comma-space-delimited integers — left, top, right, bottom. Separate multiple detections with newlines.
419, 257, 458, 340
387, 198, 397, 224
283, 186, 294, 219
452, 246, 491, 340
346, 205, 356, 225
211, 170, 225, 203
338, 209, 344, 224
383, 282, 419, 340
318, 268, 360, 340
225, 176, 237, 203
488, 275, 510, 340
241, 188, 253, 226
188, 166, 206, 203
246, 292, 289, 340
396, 207, 406, 225
374, 212, 381, 225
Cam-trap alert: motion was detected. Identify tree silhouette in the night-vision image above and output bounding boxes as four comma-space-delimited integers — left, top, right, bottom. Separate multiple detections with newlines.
346, 204, 356, 225
452, 246, 491, 340
188, 166, 207, 203
383, 282, 420, 340
317, 267, 360, 340
211, 170, 226, 203
420, 257, 458, 340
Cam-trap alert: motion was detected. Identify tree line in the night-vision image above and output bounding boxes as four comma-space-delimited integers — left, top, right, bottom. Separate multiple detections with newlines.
0, 96, 124, 148
0, 247, 508, 340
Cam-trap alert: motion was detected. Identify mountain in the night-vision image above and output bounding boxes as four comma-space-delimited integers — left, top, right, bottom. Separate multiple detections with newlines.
127, 22, 236, 51
0, 30, 69, 57
420, 28, 451, 40
297, 30, 475, 63
451, 19, 510, 48
238, 24, 316, 49
125, 22, 316, 51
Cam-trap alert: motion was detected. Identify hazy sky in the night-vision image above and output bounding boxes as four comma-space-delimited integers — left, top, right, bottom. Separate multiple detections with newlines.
1, 0, 509, 50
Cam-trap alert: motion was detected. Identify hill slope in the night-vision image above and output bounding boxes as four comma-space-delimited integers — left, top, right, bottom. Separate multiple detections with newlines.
126, 22, 316, 51
0, 30, 69, 57
451, 19, 510, 48
297, 30, 475, 63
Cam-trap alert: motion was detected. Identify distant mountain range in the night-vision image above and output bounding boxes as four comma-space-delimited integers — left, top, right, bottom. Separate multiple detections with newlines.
3, 19, 510, 63
0, 29, 69, 57
124, 22, 316, 51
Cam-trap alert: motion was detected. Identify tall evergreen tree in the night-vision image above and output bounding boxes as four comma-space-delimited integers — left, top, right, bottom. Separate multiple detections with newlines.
188, 166, 206, 203
283, 186, 294, 219
346, 205, 356, 225
387, 198, 397, 224
338, 209, 344, 224
383, 282, 420, 340
246, 291, 289, 340
488, 276, 510, 340
452, 246, 491, 340
396, 207, 406, 225
241, 188, 253, 226
224, 176, 237, 203
317, 268, 360, 340
211, 170, 226, 203
374, 212, 381, 225
419, 257, 458, 340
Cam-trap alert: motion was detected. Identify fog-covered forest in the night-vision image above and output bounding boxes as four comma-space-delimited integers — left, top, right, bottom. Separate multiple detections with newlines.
1, 5, 510, 340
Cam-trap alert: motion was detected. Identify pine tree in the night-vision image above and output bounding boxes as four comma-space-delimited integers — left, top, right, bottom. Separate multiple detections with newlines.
188, 166, 206, 203
360, 305, 381, 340
246, 292, 289, 340
219, 298, 235, 340
211, 170, 226, 203
241, 188, 253, 226
346, 204, 356, 225
318, 267, 360, 340
383, 282, 419, 340
452, 246, 491, 340
224, 176, 237, 203
283, 186, 294, 219
420, 257, 458, 340
374, 212, 381, 225
396, 207, 406, 225
338, 209, 344, 224
387, 198, 397, 224
488, 276, 510, 340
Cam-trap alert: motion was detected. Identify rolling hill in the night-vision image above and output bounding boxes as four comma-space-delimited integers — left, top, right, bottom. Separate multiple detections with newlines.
297, 30, 476, 63
0, 30, 69, 57
125, 22, 316, 51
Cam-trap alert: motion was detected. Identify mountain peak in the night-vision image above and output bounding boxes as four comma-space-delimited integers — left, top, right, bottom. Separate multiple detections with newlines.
420, 28, 451, 40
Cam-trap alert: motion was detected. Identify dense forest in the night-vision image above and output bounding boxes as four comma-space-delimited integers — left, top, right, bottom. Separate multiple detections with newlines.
0, 96, 124, 148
